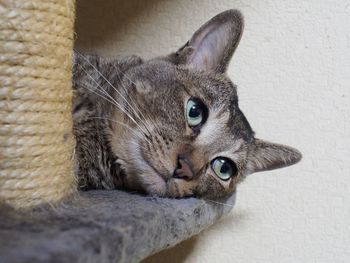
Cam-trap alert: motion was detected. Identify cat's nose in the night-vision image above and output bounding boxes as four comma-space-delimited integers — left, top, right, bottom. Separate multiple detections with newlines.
173, 155, 194, 180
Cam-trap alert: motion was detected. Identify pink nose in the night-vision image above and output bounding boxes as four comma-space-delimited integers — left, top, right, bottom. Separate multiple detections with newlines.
174, 156, 194, 180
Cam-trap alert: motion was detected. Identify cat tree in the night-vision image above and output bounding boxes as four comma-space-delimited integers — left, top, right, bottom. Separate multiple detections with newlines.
0, 0, 235, 261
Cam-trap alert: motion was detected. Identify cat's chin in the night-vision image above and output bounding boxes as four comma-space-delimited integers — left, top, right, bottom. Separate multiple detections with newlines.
134, 157, 194, 198
139, 174, 196, 199
136, 169, 194, 198
141, 179, 193, 198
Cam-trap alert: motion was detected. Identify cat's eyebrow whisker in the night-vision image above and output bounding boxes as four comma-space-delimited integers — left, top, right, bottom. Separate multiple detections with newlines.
76, 51, 153, 136
75, 51, 150, 134
83, 85, 119, 111
204, 199, 235, 208
80, 86, 130, 125
115, 73, 162, 137
112, 65, 155, 135
88, 116, 152, 145
110, 64, 143, 116
111, 62, 138, 86
78, 65, 136, 124
136, 81, 164, 135
77, 64, 150, 137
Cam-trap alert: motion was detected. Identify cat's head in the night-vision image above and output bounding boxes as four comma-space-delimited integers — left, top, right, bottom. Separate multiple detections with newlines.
110, 10, 302, 199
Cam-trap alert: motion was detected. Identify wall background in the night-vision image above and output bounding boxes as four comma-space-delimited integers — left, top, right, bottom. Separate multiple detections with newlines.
75, 0, 350, 262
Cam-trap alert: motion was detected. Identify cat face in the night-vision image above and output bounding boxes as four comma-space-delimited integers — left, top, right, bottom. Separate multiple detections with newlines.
109, 10, 301, 199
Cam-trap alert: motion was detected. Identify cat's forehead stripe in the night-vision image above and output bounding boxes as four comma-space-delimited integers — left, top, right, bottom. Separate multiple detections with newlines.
195, 110, 230, 147
218, 139, 245, 158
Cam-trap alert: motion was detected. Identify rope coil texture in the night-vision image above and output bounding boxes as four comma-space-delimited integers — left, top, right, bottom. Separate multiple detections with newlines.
0, 0, 76, 208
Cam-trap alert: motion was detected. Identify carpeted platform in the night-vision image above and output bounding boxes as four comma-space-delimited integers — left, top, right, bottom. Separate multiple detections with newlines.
0, 190, 235, 263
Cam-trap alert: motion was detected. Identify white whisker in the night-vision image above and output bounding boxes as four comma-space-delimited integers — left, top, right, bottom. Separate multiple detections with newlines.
88, 116, 151, 145
112, 64, 163, 136
77, 63, 150, 136
75, 51, 154, 136
112, 65, 155, 134
204, 199, 235, 208
75, 51, 149, 131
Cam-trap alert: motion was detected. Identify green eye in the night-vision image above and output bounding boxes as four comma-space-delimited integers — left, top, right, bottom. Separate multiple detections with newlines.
211, 157, 238, 181
186, 99, 207, 127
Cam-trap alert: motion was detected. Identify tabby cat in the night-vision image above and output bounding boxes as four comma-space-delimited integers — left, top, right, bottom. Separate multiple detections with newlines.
72, 10, 301, 200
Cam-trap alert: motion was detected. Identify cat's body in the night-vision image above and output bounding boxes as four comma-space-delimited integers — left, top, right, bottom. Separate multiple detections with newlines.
73, 10, 301, 200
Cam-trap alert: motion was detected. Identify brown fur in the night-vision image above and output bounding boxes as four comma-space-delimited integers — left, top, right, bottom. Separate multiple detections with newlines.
72, 10, 302, 200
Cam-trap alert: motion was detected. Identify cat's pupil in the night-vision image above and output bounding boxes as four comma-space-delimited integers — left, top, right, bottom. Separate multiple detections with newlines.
189, 106, 201, 118
220, 161, 231, 174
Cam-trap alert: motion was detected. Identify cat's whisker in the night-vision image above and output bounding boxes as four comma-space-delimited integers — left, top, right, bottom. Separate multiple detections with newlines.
83, 85, 119, 110
135, 79, 164, 135
77, 63, 130, 115
121, 77, 163, 137
112, 66, 155, 136
114, 78, 156, 133
77, 64, 151, 137
110, 64, 153, 126
76, 51, 153, 137
88, 116, 152, 145
204, 199, 235, 208
79, 84, 127, 120
78, 69, 137, 126
75, 51, 150, 134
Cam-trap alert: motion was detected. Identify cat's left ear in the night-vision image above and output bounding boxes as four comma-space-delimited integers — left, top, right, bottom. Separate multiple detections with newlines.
174, 9, 244, 73
246, 139, 302, 174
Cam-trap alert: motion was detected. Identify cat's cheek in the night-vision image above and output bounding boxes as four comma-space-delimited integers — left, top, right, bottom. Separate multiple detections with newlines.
223, 177, 239, 193
137, 172, 167, 196
229, 179, 235, 189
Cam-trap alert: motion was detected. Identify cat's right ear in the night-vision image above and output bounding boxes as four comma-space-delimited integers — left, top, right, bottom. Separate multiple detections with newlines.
246, 139, 302, 174
171, 9, 244, 73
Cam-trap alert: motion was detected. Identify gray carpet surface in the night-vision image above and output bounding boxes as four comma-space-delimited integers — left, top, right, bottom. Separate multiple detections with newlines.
0, 190, 235, 263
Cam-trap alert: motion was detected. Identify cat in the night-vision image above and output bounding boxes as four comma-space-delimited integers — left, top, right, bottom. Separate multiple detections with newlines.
72, 9, 302, 200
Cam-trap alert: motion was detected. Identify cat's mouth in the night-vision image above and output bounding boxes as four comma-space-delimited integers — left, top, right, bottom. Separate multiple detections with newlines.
136, 156, 169, 196
141, 156, 199, 198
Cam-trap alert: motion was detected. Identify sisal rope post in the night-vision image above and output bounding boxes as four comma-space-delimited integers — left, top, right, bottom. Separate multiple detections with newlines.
0, 0, 76, 208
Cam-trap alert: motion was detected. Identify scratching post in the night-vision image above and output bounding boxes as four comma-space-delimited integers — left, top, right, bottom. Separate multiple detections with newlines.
0, 0, 76, 208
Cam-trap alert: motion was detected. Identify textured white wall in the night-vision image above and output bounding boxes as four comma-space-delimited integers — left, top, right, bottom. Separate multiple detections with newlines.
75, 0, 350, 262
